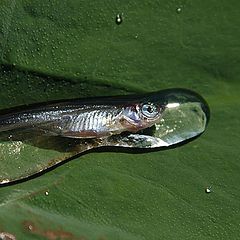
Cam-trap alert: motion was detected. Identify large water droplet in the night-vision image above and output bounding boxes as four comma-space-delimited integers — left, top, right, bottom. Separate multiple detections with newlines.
0, 88, 209, 184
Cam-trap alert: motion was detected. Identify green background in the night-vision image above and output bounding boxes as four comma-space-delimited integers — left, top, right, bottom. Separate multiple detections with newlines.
0, 0, 240, 239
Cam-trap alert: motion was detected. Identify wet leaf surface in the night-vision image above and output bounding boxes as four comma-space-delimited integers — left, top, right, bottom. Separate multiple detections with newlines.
0, 0, 240, 239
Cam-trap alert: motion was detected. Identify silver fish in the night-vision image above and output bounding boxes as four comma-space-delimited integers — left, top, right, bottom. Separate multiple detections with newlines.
0, 93, 165, 138
0, 88, 210, 184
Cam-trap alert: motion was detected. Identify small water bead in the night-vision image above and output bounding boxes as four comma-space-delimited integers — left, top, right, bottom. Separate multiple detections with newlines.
176, 7, 182, 14
116, 13, 123, 25
205, 186, 212, 194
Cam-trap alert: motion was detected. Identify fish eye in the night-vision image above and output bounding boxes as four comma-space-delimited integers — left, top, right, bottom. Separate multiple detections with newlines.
141, 103, 159, 118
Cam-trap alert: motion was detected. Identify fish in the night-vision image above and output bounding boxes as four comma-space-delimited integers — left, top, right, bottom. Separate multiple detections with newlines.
0, 88, 210, 184
0, 92, 166, 139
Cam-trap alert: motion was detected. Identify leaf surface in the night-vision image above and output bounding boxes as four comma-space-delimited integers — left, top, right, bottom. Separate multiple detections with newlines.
0, 0, 240, 239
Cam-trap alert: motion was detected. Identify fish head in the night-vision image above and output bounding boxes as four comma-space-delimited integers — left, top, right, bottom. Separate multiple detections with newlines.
120, 88, 210, 135
121, 102, 164, 131
115, 88, 210, 148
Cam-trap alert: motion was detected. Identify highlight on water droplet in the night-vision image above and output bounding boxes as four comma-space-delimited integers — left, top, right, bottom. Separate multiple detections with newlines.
205, 186, 212, 193
176, 7, 182, 14
116, 13, 123, 25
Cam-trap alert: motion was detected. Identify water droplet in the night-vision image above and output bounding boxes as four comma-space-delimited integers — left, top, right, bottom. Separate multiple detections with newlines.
116, 13, 123, 25
176, 7, 182, 14
205, 186, 212, 193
